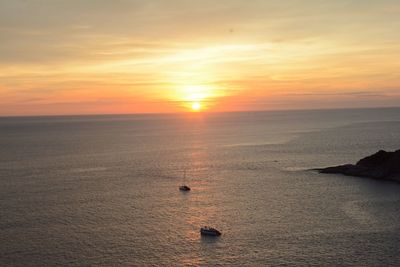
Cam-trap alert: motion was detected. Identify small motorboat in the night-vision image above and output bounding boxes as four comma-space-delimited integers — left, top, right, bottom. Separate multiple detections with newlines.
200, 226, 222, 236
179, 185, 191, 191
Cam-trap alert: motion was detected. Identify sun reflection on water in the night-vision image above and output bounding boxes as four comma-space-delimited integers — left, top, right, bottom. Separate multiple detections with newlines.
175, 128, 225, 265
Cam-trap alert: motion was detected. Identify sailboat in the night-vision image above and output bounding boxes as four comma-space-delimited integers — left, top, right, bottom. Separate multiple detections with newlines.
200, 226, 222, 236
179, 170, 191, 191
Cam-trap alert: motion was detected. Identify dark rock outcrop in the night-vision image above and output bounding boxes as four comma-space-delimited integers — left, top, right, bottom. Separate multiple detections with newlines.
316, 149, 400, 182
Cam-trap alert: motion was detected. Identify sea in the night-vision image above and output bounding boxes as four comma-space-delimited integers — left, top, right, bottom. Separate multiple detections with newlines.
1, 107, 400, 266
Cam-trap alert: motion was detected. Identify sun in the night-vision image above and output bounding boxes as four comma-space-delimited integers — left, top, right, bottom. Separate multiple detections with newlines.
170, 84, 219, 112
191, 102, 201, 111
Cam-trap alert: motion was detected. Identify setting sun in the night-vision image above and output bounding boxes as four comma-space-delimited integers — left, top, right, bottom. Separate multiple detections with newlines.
191, 102, 201, 111
170, 84, 222, 112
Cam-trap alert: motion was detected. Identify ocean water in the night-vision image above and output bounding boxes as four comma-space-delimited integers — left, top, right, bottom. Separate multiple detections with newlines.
1, 108, 400, 266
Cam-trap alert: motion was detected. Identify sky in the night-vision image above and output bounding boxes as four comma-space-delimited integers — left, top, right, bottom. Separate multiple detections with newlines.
0, 0, 399, 116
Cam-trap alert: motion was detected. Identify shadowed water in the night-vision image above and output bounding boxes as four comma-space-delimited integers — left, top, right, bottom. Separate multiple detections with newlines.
1, 108, 400, 266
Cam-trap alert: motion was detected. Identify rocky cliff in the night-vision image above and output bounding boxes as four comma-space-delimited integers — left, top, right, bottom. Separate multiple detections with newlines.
316, 150, 400, 182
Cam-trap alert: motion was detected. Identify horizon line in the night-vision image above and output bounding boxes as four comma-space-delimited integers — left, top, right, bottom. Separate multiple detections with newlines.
1, 105, 400, 119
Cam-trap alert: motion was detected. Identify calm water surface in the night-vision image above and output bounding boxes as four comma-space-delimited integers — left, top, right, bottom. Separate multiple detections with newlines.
1, 108, 400, 266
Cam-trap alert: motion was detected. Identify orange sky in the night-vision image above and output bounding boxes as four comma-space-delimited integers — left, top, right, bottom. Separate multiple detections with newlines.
1, 0, 399, 116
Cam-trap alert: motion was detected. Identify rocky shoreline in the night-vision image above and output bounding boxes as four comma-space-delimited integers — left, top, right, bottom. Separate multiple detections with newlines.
315, 149, 400, 182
